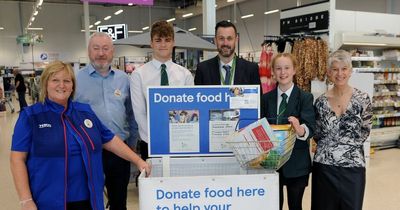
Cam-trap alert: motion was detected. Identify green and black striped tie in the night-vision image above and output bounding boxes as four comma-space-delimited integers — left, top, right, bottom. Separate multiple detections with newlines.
278, 93, 287, 124
160, 64, 169, 86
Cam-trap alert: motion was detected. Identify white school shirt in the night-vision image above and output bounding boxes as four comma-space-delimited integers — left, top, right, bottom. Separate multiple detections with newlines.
130, 59, 194, 143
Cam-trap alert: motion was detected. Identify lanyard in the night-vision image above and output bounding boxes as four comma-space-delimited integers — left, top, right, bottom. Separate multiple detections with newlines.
219, 56, 236, 85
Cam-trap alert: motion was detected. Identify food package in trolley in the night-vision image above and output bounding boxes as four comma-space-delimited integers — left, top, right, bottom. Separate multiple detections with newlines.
227, 118, 295, 170
270, 124, 292, 155
259, 124, 295, 169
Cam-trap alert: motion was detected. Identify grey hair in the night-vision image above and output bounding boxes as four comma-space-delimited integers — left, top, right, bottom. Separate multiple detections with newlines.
328, 50, 352, 69
88, 32, 113, 47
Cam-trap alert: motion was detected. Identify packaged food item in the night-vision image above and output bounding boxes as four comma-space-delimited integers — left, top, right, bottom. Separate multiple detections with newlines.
248, 153, 268, 169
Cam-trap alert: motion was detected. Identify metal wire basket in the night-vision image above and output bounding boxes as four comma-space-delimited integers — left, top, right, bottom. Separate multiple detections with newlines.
227, 123, 296, 170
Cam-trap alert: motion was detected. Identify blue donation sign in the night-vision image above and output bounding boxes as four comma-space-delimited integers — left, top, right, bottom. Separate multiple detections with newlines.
81, 0, 153, 5
148, 85, 260, 157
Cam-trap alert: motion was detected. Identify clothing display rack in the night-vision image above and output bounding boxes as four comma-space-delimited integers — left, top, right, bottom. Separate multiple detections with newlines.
262, 32, 329, 92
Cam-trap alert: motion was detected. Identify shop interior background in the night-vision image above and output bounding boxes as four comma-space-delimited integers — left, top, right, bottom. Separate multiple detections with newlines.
1, 0, 400, 67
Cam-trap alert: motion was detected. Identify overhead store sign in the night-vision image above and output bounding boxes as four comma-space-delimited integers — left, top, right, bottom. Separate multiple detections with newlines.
81, 0, 153, 5
280, 1, 330, 35
97, 24, 127, 41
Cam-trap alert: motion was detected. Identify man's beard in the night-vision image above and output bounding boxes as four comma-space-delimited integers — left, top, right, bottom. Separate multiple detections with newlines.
92, 61, 111, 72
218, 45, 235, 58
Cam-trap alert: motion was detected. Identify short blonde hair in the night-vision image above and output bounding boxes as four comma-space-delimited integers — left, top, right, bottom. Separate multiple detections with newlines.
39, 61, 76, 103
328, 50, 352, 69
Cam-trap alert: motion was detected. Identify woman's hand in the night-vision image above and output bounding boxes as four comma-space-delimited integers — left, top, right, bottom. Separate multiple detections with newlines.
21, 199, 37, 210
288, 116, 305, 137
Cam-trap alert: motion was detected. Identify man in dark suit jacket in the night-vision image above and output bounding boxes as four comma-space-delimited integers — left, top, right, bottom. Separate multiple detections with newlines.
195, 20, 260, 86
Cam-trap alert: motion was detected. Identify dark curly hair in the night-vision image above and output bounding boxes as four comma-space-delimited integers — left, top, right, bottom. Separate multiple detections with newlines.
151, 20, 174, 40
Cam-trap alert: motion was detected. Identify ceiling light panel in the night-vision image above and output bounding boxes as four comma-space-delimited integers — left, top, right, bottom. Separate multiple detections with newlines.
241, 14, 254, 19
264, 9, 279, 15
114, 9, 123, 15
182, 13, 193, 18
27, 27, 43, 31
167, 18, 176, 22
128, 30, 143, 33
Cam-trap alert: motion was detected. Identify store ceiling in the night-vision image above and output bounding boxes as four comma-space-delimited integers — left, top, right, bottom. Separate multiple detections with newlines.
6, 0, 197, 8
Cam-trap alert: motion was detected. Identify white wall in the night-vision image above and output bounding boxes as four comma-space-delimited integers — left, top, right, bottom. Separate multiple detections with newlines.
336, 0, 400, 14
0, 2, 24, 67
0, 0, 396, 67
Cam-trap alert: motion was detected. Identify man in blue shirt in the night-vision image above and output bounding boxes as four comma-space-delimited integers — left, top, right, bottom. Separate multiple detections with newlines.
75, 32, 138, 210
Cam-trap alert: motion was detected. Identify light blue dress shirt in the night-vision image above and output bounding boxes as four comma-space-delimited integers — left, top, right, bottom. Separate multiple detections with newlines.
75, 64, 138, 146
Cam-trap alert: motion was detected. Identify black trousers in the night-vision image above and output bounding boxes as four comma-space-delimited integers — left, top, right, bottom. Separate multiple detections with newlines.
103, 149, 131, 210
67, 200, 92, 210
311, 162, 366, 210
139, 140, 149, 160
279, 173, 309, 210
17, 91, 27, 110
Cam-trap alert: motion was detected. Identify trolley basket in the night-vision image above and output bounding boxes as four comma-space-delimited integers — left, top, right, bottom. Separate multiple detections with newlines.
227, 118, 296, 170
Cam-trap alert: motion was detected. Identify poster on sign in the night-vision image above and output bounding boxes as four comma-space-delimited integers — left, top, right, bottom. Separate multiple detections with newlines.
147, 85, 260, 157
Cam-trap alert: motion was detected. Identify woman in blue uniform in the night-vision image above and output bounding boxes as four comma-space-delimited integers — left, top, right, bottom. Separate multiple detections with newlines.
261, 53, 315, 210
10, 61, 151, 210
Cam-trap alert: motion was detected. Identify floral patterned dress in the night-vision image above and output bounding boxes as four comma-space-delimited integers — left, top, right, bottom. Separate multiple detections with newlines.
313, 88, 372, 168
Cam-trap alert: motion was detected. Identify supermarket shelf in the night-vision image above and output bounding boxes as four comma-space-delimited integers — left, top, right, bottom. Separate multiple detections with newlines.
382, 56, 400, 61
351, 56, 382, 61
354, 68, 400, 73
373, 91, 398, 96
373, 80, 398, 84
374, 112, 400, 118
351, 56, 400, 62
371, 140, 398, 150
370, 126, 400, 146
353, 67, 381, 72
372, 104, 400, 108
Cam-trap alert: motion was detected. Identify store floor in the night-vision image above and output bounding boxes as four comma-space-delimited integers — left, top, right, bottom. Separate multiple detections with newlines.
0, 96, 399, 210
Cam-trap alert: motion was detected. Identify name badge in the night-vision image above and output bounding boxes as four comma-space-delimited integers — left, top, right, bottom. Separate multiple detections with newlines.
84, 119, 93, 128
114, 89, 122, 97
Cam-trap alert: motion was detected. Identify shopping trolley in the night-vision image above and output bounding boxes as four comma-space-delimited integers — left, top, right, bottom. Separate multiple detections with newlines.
227, 118, 296, 170
2, 76, 15, 113
3, 90, 15, 113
